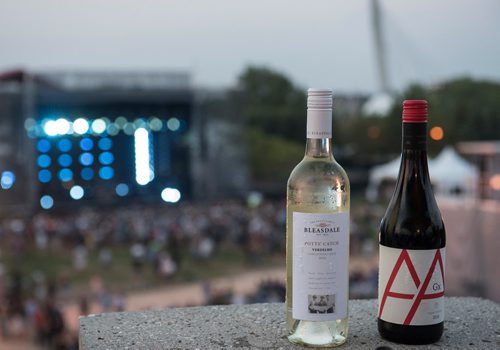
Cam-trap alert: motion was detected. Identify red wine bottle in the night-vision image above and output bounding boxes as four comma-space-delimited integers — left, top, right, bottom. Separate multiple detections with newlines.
378, 100, 446, 344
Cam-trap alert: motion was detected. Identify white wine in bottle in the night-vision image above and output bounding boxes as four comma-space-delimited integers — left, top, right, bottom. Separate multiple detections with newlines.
286, 88, 350, 347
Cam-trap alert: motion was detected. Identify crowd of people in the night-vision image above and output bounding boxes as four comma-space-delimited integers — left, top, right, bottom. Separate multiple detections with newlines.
0, 199, 379, 348
1, 199, 287, 269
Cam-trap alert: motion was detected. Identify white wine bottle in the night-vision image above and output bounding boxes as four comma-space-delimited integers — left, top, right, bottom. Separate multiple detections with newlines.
286, 88, 350, 347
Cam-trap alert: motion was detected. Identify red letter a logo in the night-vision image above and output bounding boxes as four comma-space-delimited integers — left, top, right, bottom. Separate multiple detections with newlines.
379, 249, 445, 325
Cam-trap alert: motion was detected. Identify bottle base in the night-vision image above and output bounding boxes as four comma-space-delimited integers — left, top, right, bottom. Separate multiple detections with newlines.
378, 318, 443, 345
288, 320, 347, 348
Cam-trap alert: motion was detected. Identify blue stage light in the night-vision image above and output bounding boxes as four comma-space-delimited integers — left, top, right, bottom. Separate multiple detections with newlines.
99, 152, 114, 165
37, 154, 52, 168
58, 139, 72, 152
40, 195, 54, 209
115, 183, 129, 197
38, 169, 52, 183
98, 137, 113, 151
99, 166, 114, 180
81, 167, 94, 181
79, 152, 94, 166
37, 139, 51, 153
58, 168, 73, 182
80, 138, 94, 151
58, 154, 73, 167
1, 171, 16, 190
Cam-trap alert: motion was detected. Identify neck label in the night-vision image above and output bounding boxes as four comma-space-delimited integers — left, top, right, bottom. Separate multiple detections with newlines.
402, 123, 427, 150
307, 109, 332, 138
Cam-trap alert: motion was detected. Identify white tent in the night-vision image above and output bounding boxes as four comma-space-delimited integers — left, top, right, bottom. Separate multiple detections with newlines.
430, 146, 478, 196
366, 146, 478, 200
362, 92, 394, 117
365, 157, 402, 201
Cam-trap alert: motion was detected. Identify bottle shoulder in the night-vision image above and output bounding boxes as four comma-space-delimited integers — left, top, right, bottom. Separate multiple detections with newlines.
287, 156, 350, 211
379, 189, 446, 249
288, 157, 350, 188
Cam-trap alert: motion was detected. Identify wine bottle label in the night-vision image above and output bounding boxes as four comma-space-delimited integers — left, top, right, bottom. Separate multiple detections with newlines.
292, 211, 349, 321
378, 245, 446, 325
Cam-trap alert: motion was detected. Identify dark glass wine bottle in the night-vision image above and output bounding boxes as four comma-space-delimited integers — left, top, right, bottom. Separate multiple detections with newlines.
378, 100, 446, 344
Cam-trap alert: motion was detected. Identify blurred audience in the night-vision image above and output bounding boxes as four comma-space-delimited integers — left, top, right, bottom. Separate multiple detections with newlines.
0, 199, 378, 348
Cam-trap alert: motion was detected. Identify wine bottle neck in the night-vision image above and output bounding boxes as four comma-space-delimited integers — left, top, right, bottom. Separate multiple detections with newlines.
305, 88, 333, 158
402, 122, 427, 151
399, 122, 431, 182
305, 138, 333, 158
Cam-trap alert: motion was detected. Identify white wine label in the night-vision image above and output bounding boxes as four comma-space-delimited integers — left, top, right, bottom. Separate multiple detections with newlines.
292, 211, 349, 321
378, 245, 446, 325
307, 109, 332, 138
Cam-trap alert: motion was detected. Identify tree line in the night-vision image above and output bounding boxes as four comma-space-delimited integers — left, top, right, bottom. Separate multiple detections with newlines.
233, 66, 500, 184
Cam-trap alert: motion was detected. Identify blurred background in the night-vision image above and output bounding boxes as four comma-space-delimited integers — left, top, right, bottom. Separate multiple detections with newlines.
0, 0, 499, 348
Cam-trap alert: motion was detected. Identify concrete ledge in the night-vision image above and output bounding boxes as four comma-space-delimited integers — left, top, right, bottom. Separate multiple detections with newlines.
80, 297, 499, 349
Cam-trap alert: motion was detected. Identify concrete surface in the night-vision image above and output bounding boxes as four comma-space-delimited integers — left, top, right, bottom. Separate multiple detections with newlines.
80, 297, 499, 349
